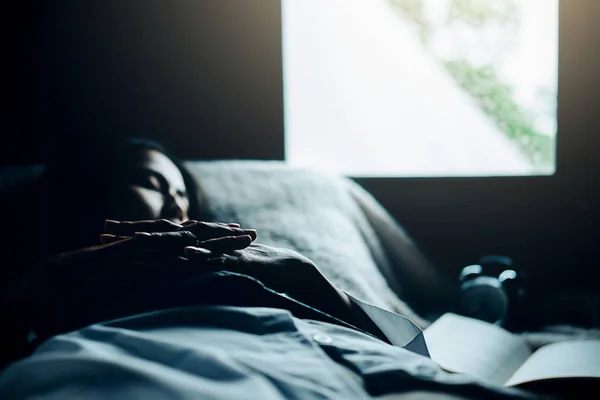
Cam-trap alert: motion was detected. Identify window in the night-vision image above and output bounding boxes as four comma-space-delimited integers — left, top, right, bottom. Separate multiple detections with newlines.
283, 0, 558, 177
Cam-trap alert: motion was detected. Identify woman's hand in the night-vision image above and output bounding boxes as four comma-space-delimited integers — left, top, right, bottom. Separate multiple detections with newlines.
103, 221, 349, 322
102, 220, 350, 318
33, 218, 259, 311
101, 219, 258, 254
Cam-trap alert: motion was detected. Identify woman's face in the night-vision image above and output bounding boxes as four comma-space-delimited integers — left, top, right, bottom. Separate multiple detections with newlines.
107, 149, 190, 224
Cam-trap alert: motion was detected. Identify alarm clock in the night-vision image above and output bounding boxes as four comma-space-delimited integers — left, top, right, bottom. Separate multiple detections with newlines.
457, 255, 519, 326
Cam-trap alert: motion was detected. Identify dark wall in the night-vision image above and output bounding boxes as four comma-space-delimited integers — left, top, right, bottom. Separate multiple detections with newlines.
3, 0, 283, 164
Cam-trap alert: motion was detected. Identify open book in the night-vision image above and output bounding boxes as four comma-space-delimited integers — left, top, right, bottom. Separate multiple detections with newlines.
424, 313, 600, 388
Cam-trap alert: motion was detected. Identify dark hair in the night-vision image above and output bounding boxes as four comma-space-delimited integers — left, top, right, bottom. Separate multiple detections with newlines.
111, 137, 205, 220
41, 137, 207, 256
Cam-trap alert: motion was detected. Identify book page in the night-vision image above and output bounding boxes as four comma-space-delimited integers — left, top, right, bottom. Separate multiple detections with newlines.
506, 340, 600, 386
424, 313, 532, 386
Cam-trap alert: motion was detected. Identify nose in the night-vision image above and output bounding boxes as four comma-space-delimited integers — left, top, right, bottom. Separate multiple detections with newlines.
162, 190, 188, 223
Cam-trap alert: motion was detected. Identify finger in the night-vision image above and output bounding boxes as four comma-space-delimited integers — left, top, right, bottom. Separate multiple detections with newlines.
217, 222, 242, 228
183, 220, 244, 230
132, 230, 251, 254
176, 221, 257, 242
104, 219, 182, 236
132, 230, 198, 251
198, 235, 253, 254
183, 246, 213, 257
185, 246, 233, 265
183, 220, 241, 229
182, 220, 242, 229
206, 221, 241, 229
100, 234, 130, 245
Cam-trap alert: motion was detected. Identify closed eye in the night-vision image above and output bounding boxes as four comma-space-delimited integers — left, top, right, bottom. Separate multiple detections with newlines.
130, 169, 164, 192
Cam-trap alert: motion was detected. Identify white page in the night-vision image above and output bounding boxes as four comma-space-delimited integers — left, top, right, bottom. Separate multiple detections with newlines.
506, 340, 600, 386
424, 313, 532, 385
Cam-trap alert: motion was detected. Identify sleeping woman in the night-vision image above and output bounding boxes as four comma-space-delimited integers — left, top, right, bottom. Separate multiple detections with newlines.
0, 138, 553, 400
40, 137, 209, 255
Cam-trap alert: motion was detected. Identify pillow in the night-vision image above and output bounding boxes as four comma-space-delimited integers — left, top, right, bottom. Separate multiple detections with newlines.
186, 160, 433, 326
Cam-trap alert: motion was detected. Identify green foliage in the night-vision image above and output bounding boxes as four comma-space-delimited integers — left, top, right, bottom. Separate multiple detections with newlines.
390, 0, 430, 43
444, 60, 554, 168
447, 0, 519, 28
388, 0, 554, 169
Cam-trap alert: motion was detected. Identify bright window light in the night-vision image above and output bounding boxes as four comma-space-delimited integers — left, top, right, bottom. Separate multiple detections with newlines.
283, 0, 558, 177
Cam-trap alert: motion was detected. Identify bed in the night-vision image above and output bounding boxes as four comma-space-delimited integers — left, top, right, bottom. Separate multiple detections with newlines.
1, 160, 599, 399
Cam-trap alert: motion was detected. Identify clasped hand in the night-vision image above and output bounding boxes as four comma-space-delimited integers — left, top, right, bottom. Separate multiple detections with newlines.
100, 219, 348, 312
